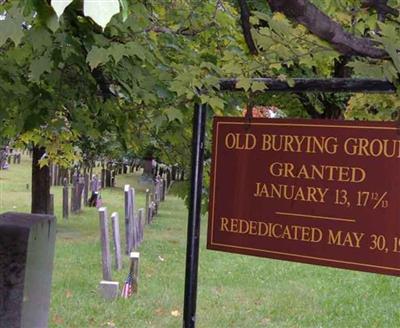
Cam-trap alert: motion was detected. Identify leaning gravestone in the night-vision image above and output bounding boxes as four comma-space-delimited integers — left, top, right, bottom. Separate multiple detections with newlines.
0, 212, 56, 328
98, 208, 119, 300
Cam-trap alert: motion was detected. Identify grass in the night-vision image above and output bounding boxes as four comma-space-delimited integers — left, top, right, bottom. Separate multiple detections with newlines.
1, 156, 400, 327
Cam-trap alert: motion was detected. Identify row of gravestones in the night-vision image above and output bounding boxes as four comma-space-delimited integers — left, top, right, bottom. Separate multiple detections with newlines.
61, 176, 89, 219
0, 176, 169, 326
50, 159, 177, 193
6, 153, 22, 165
98, 180, 167, 300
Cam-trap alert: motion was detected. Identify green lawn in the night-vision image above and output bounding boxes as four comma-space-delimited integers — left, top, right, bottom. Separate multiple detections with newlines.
1, 156, 400, 327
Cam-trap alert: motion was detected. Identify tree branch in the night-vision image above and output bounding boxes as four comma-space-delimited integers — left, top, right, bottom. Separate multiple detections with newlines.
266, 0, 389, 59
238, 0, 258, 55
362, 0, 399, 21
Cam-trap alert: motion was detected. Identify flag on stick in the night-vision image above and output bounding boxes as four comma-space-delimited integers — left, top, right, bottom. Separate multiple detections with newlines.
121, 261, 134, 298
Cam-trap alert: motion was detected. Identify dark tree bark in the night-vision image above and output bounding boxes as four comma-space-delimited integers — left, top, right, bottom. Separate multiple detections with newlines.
266, 0, 389, 59
238, 0, 258, 55
362, 0, 399, 20
31, 146, 50, 214
219, 77, 395, 92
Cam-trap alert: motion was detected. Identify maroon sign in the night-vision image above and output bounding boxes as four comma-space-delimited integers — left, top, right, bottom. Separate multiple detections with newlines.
207, 117, 400, 276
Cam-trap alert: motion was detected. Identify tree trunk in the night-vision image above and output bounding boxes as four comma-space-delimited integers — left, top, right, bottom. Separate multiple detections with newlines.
31, 146, 50, 214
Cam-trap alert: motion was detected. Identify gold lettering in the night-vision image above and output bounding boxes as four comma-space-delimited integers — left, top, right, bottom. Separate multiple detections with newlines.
239, 220, 249, 234
272, 224, 282, 238
352, 232, 365, 248
249, 221, 258, 235
224, 133, 236, 149
220, 217, 229, 232
262, 134, 272, 151
231, 219, 239, 233
311, 228, 323, 243
328, 229, 342, 246
328, 229, 365, 248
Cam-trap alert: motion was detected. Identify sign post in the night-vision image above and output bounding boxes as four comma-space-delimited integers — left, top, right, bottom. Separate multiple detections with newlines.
183, 103, 207, 328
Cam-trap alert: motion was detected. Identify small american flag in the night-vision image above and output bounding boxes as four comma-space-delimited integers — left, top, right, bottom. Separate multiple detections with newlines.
121, 271, 134, 298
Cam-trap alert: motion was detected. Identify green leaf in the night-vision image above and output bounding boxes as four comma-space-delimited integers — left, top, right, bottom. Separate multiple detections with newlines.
286, 77, 295, 88
29, 28, 52, 52
86, 46, 110, 70
125, 41, 149, 61
165, 108, 183, 122
30, 55, 52, 81
208, 96, 225, 111
236, 78, 251, 91
108, 43, 126, 63
0, 7, 25, 46
251, 81, 267, 92
347, 61, 384, 78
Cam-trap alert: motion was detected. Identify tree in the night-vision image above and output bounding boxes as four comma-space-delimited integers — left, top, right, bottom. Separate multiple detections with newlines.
1, 0, 399, 212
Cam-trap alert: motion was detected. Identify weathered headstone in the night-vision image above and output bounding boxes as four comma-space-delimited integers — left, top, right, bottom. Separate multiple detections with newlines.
111, 170, 116, 187
138, 208, 144, 244
124, 185, 133, 254
129, 252, 140, 294
101, 167, 106, 189
129, 188, 137, 250
98, 208, 120, 300
98, 208, 112, 281
161, 178, 166, 201
111, 212, 122, 271
77, 176, 85, 210
166, 169, 171, 188
70, 172, 79, 214
70, 183, 77, 214
0, 212, 56, 328
48, 194, 54, 216
150, 193, 156, 219
145, 189, 150, 224
105, 165, 112, 188
83, 173, 89, 206
98, 281, 119, 300
62, 178, 69, 219
54, 165, 59, 186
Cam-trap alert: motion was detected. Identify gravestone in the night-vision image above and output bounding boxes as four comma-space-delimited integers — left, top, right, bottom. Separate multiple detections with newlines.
83, 173, 89, 206
129, 188, 137, 250
98, 208, 119, 300
129, 252, 140, 294
145, 189, 150, 224
124, 185, 133, 254
98, 208, 112, 281
98, 281, 119, 300
161, 178, 166, 201
48, 194, 54, 216
111, 212, 122, 271
0, 212, 56, 328
77, 176, 85, 210
138, 208, 144, 244
101, 168, 106, 189
62, 178, 69, 219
